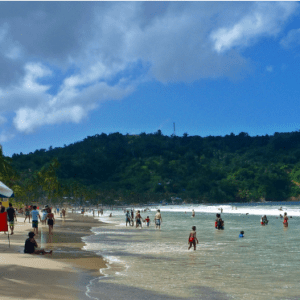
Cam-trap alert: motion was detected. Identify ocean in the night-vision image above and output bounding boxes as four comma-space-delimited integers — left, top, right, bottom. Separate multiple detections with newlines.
81, 203, 300, 300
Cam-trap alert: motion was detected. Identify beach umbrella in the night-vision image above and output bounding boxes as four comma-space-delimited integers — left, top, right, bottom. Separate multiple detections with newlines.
0, 180, 14, 198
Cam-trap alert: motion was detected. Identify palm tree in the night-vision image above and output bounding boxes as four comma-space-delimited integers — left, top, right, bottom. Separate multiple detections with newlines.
0, 146, 16, 182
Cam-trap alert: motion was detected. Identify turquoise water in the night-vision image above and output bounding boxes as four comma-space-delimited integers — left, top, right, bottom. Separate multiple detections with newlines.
82, 203, 300, 299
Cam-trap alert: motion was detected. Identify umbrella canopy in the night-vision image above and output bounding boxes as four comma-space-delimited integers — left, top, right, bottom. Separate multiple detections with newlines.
0, 181, 14, 198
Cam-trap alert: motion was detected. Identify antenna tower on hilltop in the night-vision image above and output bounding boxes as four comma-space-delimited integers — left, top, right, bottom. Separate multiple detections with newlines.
173, 122, 176, 136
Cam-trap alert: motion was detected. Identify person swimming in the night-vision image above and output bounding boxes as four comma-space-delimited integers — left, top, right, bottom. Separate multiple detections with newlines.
239, 231, 244, 238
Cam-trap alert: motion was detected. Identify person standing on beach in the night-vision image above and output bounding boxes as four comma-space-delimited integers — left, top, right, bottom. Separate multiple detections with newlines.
192, 209, 195, 218
154, 209, 162, 229
62, 208, 66, 219
131, 209, 134, 226
125, 210, 131, 226
31, 205, 41, 236
46, 208, 55, 235
24, 205, 31, 223
145, 216, 150, 227
283, 212, 288, 227
188, 226, 199, 250
24, 232, 52, 255
135, 210, 143, 228
6, 203, 17, 235
41, 208, 48, 225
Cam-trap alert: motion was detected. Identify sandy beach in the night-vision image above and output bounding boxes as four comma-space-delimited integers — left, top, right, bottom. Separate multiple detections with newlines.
0, 210, 107, 300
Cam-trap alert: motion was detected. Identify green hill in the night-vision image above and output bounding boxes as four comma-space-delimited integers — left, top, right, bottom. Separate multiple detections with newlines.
7, 130, 300, 204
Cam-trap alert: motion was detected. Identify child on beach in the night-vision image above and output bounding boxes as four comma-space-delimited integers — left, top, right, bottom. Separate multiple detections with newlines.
188, 226, 199, 250
239, 231, 244, 238
144, 216, 150, 227
24, 232, 52, 255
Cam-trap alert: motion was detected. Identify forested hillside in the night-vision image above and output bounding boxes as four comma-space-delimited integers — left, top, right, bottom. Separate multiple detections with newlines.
6, 130, 300, 204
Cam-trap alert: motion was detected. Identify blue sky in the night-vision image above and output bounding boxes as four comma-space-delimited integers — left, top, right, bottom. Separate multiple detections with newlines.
1, 2, 300, 157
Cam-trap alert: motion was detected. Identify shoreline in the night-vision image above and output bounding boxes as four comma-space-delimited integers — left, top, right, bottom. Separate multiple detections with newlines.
0, 210, 108, 300
49, 212, 108, 276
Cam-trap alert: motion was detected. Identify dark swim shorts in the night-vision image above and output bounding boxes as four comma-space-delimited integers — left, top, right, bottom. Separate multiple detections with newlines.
32, 221, 38, 228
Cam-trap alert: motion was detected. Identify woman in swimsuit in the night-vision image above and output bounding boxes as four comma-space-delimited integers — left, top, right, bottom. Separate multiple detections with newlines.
188, 226, 199, 250
283, 212, 288, 227
46, 208, 55, 235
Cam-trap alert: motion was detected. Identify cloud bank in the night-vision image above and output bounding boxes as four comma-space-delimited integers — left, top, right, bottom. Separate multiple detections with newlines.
0, 2, 298, 138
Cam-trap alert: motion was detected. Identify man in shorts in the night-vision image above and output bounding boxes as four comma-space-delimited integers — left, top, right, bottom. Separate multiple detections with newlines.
6, 203, 17, 235
31, 205, 41, 236
154, 209, 162, 230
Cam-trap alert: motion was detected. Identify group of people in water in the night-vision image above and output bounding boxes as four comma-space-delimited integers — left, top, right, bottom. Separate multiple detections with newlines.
125, 209, 163, 229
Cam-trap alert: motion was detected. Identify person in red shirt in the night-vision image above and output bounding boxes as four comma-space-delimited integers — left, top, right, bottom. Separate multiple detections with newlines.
144, 216, 150, 227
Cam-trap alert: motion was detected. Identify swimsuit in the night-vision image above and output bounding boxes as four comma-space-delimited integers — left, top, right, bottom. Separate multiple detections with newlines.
32, 221, 38, 228
155, 219, 161, 226
48, 219, 54, 226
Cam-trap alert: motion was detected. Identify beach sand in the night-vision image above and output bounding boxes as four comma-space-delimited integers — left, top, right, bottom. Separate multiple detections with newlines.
0, 211, 107, 300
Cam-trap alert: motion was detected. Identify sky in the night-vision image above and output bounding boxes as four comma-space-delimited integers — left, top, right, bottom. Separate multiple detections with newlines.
1, 1, 300, 157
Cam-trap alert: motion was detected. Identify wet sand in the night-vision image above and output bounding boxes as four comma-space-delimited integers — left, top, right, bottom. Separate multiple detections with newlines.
0, 210, 107, 299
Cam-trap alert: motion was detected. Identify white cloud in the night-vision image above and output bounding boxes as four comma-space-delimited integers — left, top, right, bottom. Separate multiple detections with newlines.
12, 63, 134, 133
210, 2, 298, 53
0, 2, 298, 137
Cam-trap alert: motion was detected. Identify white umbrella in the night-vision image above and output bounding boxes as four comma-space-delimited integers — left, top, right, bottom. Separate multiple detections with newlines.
0, 181, 14, 198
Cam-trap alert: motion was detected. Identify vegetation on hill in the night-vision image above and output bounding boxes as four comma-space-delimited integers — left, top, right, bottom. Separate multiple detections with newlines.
2, 130, 300, 205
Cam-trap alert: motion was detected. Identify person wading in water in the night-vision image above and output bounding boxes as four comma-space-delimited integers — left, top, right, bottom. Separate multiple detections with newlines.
188, 226, 199, 251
